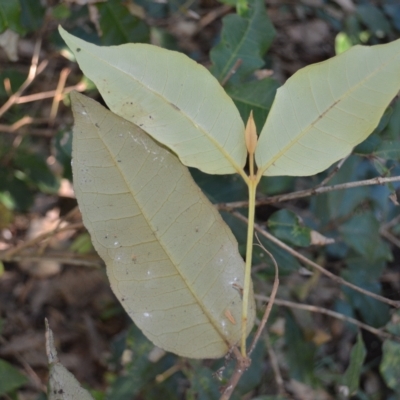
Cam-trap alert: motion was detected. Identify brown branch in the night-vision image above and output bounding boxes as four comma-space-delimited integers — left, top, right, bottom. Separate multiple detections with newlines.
218, 175, 400, 210
219, 351, 250, 400
254, 294, 400, 343
231, 211, 400, 309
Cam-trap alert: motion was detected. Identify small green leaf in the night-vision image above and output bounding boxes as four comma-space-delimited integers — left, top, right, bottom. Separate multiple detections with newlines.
267, 210, 311, 247
0, 359, 27, 396
256, 39, 400, 177
380, 340, 400, 393
226, 78, 280, 133
210, 0, 275, 83
97, 0, 149, 45
342, 333, 366, 395
70, 233, 93, 254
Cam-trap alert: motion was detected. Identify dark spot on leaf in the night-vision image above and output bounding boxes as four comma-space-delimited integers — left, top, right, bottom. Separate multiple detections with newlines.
95, 123, 99, 128
76, 48, 81, 52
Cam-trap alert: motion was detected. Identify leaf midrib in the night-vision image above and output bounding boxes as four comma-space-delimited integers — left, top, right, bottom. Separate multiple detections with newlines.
84, 103, 232, 349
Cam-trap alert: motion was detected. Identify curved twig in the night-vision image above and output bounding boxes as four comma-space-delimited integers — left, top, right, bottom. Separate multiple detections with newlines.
231, 211, 400, 309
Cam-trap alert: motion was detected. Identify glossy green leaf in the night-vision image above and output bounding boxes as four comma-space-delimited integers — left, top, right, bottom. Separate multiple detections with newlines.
342, 333, 366, 395
226, 78, 280, 133
0, 359, 27, 396
256, 39, 400, 177
71, 92, 255, 358
380, 340, 400, 393
97, 0, 149, 45
210, 0, 275, 83
59, 26, 246, 176
46, 321, 94, 400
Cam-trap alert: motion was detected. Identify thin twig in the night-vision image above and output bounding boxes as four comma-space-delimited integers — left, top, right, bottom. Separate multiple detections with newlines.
248, 234, 279, 356
380, 229, 400, 249
0, 253, 102, 268
218, 175, 400, 210
254, 294, 400, 343
231, 211, 400, 309
2, 222, 83, 260
15, 81, 87, 105
0, 117, 51, 133
264, 334, 286, 395
0, 39, 48, 118
49, 67, 71, 127
314, 156, 349, 188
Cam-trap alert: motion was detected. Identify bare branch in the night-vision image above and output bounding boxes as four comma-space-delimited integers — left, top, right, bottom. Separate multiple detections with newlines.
0, 39, 48, 118
218, 175, 400, 210
255, 294, 400, 343
231, 211, 400, 309
219, 352, 250, 400
314, 156, 349, 188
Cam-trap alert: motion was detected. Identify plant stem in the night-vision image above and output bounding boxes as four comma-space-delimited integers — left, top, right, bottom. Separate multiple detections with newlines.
241, 176, 257, 356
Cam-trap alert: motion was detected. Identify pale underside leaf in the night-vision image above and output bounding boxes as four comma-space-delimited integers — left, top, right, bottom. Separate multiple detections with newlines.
71, 92, 255, 358
256, 39, 400, 177
45, 320, 95, 400
60, 26, 246, 176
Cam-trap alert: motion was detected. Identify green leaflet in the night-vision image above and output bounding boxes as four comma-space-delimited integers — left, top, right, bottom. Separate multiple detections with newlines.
256, 39, 400, 177
71, 92, 255, 358
59, 27, 246, 176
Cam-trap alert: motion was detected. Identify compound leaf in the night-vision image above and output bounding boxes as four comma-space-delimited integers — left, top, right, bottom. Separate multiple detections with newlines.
256, 39, 400, 176
71, 92, 255, 358
60, 27, 246, 176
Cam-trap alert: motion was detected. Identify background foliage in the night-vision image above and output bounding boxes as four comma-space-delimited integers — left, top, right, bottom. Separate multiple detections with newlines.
0, 0, 400, 399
